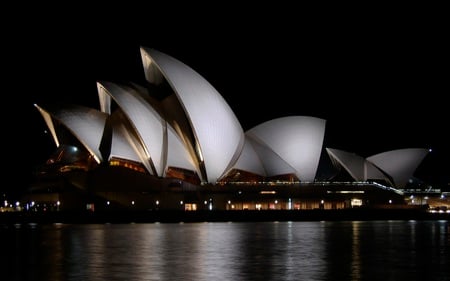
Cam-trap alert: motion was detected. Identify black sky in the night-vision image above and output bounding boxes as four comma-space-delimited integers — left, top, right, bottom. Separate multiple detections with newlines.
4, 6, 449, 195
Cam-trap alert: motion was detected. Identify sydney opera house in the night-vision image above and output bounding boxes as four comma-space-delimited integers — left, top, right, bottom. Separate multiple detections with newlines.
26, 47, 436, 212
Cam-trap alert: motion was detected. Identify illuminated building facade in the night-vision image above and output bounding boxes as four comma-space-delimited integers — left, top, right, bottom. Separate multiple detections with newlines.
27, 48, 433, 212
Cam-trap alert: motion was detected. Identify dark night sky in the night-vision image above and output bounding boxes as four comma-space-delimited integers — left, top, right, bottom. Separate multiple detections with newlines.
3, 6, 449, 195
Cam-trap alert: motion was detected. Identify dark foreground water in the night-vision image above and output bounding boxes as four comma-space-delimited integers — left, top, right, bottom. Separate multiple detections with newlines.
1, 220, 449, 281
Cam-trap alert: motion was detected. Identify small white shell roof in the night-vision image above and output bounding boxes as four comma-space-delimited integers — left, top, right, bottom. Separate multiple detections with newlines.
166, 124, 197, 173
367, 148, 429, 188
140, 47, 245, 183
34, 104, 107, 163
326, 148, 388, 182
326, 148, 366, 180
108, 112, 156, 174
97, 81, 166, 176
247, 116, 326, 182
110, 119, 143, 164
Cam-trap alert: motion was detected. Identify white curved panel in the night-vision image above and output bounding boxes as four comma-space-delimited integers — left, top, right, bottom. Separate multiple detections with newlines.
166, 125, 197, 174
37, 104, 107, 163
364, 161, 389, 182
110, 125, 141, 163
232, 136, 267, 176
326, 148, 388, 182
247, 116, 326, 182
98, 81, 166, 176
34, 104, 60, 147
249, 137, 295, 176
326, 148, 366, 180
140, 49, 164, 85
141, 47, 244, 183
97, 84, 112, 114
367, 148, 429, 188
109, 118, 143, 163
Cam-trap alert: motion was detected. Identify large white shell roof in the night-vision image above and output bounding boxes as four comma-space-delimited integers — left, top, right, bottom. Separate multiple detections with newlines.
246, 116, 326, 182
367, 148, 429, 188
140, 47, 245, 183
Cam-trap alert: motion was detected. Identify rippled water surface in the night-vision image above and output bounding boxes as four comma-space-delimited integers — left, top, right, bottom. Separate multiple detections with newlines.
1, 220, 449, 280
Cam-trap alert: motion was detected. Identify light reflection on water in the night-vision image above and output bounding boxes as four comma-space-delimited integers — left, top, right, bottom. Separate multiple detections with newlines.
1, 220, 449, 281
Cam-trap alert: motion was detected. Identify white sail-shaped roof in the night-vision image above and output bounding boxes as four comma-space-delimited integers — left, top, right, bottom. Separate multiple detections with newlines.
326, 148, 366, 180
97, 81, 166, 176
34, 104, 107, 163
166, 124, 197, 174
247, 116, 326, 182
110, 120, 143, 163
367, 148, 429, 188
33, 47, 439, 191
365, 161, 390, 182
249, 138, 296, 176
231, 136, 267, 176
108, 111, 154, 173
326, 148, 389, 182
140, 47, 245, 183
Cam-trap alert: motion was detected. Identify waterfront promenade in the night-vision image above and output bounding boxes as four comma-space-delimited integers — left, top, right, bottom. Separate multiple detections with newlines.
1, 208, 448, 224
